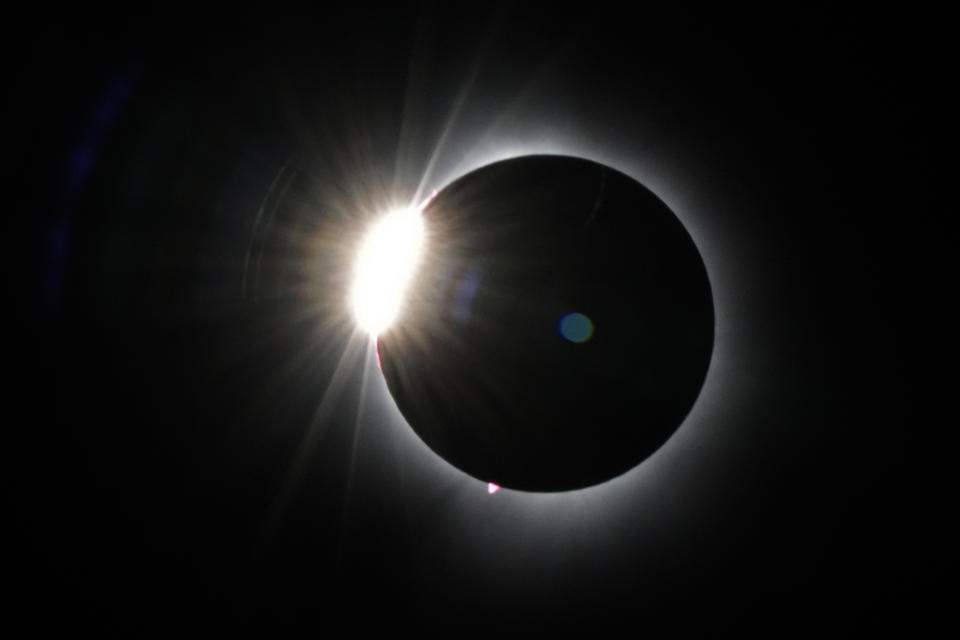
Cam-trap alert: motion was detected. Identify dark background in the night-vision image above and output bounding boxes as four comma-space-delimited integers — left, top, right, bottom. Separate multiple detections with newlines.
10, 5, 950, 634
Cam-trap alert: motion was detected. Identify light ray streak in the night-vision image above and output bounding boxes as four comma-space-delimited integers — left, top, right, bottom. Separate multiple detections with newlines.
262, 329, 370, 535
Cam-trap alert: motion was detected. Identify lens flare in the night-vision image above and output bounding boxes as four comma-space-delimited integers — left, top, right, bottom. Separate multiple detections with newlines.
351, 207, 425, 336
559, 312, 594, 343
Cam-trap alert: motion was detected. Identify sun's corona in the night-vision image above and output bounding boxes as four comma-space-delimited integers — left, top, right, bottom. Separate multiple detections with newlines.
350, 207, 425, 336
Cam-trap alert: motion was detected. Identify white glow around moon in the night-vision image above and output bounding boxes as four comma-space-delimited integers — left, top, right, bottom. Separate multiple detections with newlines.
350, 207, 425, 336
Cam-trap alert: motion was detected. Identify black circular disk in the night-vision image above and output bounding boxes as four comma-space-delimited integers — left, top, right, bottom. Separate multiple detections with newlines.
377, 155, 714, 491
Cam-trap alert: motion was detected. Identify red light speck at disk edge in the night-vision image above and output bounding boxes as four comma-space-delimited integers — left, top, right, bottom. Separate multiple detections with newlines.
487, 483, 500, 494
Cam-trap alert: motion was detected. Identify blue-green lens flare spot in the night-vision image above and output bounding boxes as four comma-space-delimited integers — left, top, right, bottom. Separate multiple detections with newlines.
559, 312, 594, 343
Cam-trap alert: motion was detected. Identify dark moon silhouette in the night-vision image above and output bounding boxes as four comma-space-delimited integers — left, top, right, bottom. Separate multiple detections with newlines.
377, 155, 714, 491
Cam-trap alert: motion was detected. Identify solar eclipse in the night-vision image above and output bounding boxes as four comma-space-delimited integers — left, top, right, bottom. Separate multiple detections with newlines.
372, 155, 714, 491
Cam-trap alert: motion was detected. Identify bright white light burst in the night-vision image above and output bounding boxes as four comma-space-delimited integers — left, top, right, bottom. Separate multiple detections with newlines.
351, 207, 425, 336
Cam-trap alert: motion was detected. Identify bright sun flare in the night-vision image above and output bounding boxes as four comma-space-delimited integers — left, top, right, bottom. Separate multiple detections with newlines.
351, 207, 425, 336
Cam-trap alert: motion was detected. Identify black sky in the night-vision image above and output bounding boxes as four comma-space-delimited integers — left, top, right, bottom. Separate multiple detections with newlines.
11, 5, 950, 634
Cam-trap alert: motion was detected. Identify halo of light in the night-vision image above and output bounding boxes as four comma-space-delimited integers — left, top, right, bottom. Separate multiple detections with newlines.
350, 207, 425, 336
